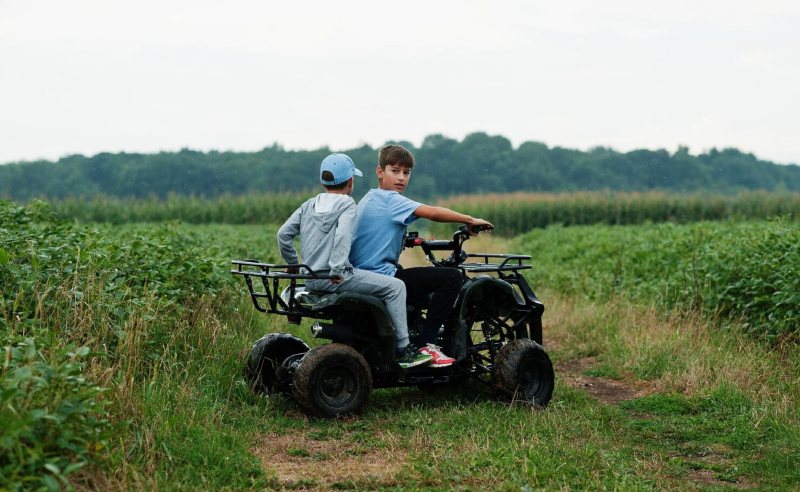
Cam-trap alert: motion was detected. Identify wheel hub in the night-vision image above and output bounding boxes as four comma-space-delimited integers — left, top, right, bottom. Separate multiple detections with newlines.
322, 375, 345, 395
317, 366, 356, 407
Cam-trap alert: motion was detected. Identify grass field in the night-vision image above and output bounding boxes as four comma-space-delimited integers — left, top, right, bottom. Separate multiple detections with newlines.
2, 201, 799, 490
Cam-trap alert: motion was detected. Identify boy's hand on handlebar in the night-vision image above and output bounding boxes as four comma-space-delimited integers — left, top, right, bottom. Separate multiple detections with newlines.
466, 218, 494, 236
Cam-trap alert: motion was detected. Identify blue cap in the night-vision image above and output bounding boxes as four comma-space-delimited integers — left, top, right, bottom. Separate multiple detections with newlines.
320, 153, 363, 185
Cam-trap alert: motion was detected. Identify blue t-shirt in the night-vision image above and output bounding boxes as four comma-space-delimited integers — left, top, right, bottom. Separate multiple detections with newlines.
350, 189, 422, 276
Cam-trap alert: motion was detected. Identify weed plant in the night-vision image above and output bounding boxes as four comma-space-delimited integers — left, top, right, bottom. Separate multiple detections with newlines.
1, 340, 109, 490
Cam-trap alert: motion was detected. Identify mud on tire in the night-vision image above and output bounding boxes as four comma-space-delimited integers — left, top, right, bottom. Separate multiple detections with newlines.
492, 339, 554, 407
246, 333, 310, 394
292, 343, 372, 418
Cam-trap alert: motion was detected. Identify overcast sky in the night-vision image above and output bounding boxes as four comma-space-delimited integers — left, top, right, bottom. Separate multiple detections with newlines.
1, 0, 798, 165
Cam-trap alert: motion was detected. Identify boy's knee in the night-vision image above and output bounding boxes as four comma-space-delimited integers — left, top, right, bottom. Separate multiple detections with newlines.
393, 279, 407, 296
384, 276, 405, 295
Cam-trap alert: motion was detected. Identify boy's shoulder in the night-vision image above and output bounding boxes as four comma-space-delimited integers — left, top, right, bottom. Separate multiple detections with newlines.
294, 195, 317, 213
358, 189, 423, 225
362, 188, 423, 207
300, 193, 355, 206
288, 194, 325, 217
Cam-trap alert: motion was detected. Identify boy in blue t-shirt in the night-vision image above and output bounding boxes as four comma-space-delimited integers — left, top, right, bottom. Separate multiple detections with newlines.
350, 145, 493, 367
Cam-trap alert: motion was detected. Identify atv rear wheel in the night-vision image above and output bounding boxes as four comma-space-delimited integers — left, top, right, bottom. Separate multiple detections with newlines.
292, 343, 372, 418
492, 339, 554, 407
246, 333, 310, 394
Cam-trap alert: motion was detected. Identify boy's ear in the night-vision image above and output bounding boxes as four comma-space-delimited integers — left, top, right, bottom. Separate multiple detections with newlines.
375, 165, 383, 184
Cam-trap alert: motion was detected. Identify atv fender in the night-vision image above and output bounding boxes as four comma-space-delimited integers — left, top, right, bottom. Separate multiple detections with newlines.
455, 275, 521, 319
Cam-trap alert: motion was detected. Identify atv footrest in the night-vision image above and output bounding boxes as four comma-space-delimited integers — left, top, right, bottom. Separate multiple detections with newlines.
398, 374, 451, 385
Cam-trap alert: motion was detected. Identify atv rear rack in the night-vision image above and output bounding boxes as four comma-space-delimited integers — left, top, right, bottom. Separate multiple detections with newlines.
231, 260, 336, 316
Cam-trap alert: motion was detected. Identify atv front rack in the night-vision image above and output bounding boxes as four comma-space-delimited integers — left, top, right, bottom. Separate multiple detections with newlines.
231, 260, 336, 316
460, 253, 532, 274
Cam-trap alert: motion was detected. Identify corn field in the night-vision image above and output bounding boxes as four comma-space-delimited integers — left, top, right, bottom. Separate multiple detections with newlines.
436, 191, 800, 236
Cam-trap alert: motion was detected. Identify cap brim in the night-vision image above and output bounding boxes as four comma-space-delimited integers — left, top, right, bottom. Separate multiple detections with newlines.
353, 168, 363, 177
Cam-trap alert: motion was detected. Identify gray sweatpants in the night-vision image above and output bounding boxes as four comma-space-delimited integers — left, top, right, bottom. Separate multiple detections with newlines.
306, 268, 409, 350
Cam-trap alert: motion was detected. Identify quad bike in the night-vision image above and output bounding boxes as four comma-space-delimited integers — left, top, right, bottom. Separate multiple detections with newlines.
232, 225, 554, 418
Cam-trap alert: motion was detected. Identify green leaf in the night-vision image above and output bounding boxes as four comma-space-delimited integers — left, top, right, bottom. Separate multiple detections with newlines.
63, 461, 87, 475
42, 473, 60, 491
0, 247, 8, 265
28, 409, 48, 421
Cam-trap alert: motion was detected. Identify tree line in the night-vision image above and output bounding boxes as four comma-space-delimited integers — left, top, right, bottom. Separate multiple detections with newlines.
2, 133, 799, 201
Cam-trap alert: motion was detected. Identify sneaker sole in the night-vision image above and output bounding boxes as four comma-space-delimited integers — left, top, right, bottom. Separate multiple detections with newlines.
429, 361, 455, 368
398, 357, 433, 369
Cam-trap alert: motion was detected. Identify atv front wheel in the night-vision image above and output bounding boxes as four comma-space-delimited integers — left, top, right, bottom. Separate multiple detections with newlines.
492, 339, 554, 407
292, 343, 372, 418
246, 333, 310, 394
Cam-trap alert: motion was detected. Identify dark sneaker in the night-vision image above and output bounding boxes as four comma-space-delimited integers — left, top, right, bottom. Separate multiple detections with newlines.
420, 344, 456, 368
397, 344, 433, 369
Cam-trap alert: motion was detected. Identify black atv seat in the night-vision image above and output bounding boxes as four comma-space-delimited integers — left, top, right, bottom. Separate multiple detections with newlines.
293, 287, 390, 317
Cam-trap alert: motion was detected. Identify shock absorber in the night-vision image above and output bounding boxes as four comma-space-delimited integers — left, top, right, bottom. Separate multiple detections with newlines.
481, 321, 501, 361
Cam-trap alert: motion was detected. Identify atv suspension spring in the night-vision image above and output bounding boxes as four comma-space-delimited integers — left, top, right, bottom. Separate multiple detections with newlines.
481, 321, 503, 363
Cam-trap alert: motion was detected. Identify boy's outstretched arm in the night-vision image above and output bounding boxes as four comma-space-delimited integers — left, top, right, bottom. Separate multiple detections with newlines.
414, 205, 492, 233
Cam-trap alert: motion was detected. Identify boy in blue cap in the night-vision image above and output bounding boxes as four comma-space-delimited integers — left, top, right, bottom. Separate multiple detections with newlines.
277, 153, 433, 368
350, 145, 493, 367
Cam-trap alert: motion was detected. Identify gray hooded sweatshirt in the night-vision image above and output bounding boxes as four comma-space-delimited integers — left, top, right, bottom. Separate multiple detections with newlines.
277, 193, 356, 278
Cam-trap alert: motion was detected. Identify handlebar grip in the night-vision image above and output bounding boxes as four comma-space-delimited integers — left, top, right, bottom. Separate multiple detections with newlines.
469, 224, 494, 234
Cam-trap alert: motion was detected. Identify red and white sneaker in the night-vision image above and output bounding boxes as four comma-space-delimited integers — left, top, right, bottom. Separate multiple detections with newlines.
419, 344, 456, 368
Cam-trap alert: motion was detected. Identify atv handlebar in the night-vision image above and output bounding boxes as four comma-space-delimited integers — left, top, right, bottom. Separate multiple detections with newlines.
465, 223, 494, 235
403, 227, 478, 267
403, 225, 530, 272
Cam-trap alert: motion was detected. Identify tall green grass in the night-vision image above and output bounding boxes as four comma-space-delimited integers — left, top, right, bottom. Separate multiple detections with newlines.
437, 190, 800, 236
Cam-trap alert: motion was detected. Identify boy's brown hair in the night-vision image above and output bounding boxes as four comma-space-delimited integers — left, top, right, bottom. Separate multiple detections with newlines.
320, 170, 349, 190
378, 144, 415, 169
